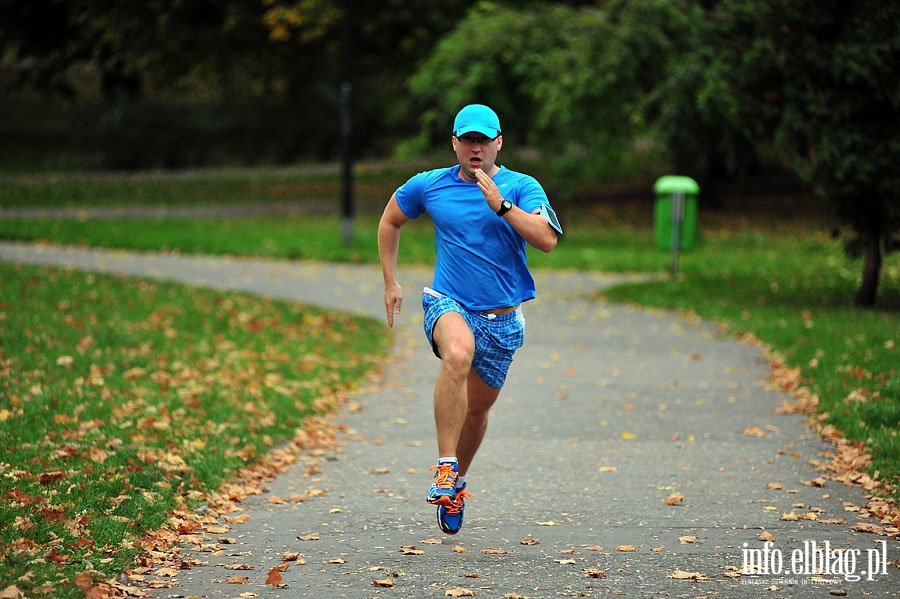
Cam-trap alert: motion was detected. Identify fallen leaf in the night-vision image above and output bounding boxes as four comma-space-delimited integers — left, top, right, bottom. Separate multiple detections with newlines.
742, 426, 767, 437
852, 522, 886, 535
223, 563, 254, 570
328, 558, 347, 564
780, 511, 800, 521
452, 545, 469, 553
481, 548, 511, 554
615, 545, 638, 552
0, 586, 25, 599
519, 537, 540, 546
536, 520, 562, 526
586, 545, 604, 551
224, 576, 249, 584
556, 559, 577, 565
665, 492, 685, 506
758, 531, 776, 542
265, 567, 283, 588
205, 525, 230, 534
765, 482, 783, 490
668, 569, 708, 581
225, 514, 251, 524
583, 568, 607, 578
296, 533, 320, 541
679, 535, 698, 544
446, 588, 476, 597
465, 573, 479, 578
371, 579, 395, 587
399, 545, 425, 555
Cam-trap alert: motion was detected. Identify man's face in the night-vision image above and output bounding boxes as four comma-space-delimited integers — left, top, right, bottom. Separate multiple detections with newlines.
452, 133, 502, 182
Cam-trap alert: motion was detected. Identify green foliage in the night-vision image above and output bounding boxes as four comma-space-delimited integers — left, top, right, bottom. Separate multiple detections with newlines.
662, 0, 900, 304
404, 2, 649, 195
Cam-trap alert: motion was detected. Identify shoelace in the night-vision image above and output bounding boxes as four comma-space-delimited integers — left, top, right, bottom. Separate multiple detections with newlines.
429, 463, 458, 490
443, 489, 472, 516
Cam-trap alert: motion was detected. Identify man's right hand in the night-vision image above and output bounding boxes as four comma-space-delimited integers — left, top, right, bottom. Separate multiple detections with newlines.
384, 282, 403, 328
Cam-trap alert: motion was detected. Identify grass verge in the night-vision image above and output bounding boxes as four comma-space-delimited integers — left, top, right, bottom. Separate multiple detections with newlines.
0, 262, 388, 598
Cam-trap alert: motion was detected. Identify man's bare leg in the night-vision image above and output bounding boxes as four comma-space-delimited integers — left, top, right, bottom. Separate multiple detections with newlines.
456, 370, 501, 477
431, 312, 475, 458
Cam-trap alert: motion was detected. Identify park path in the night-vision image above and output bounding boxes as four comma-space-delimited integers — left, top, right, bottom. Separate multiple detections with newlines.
2, 241, 897, 598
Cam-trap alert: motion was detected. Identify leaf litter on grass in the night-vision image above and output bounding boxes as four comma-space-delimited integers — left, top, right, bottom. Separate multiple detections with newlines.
0, 262, 388, 597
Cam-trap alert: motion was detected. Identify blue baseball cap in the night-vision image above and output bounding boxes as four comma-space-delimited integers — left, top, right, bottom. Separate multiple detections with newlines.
453, 104, 501, 138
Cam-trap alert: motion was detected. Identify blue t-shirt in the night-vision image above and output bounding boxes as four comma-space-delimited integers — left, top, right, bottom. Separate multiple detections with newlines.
395, 165, 550, 310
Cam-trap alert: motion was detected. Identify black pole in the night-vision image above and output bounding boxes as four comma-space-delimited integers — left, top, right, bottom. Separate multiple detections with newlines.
340, 0, 355, 246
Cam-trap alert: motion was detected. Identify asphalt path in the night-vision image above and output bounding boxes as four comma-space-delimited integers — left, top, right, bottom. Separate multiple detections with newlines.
2, 241, 897, 598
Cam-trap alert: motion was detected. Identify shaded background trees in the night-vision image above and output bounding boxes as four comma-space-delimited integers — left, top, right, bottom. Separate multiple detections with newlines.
1, 0, 896, 305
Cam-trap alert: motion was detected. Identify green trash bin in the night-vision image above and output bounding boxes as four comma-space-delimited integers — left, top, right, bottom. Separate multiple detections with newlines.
654, 175, 699, 250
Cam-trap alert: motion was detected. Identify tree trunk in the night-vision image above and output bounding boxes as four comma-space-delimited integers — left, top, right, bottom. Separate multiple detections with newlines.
854, 232, 882, 307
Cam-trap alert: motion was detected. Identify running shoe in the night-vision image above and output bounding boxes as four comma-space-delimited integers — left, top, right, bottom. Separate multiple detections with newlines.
426, 461, 459, 506
437, 486, 471, 535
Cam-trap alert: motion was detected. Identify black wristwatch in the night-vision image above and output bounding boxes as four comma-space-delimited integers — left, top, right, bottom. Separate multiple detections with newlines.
496, 199, 513, 217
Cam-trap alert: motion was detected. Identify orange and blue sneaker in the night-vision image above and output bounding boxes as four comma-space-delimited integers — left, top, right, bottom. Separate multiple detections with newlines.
437, 485, 471, 535
426, 461, 459, 506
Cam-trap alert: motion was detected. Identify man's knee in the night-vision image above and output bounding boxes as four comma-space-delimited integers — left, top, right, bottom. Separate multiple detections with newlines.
439, 336, 474, 373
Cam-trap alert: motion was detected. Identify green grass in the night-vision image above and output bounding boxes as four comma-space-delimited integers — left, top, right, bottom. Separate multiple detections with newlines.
0, 165, 898, 595
0, 262, 387, 598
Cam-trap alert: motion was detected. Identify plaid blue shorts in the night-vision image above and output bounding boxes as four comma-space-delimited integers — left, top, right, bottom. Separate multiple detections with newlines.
422, 287, 525, 389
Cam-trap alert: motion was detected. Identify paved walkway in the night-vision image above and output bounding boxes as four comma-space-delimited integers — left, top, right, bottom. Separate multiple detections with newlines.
2, 241, 897, 598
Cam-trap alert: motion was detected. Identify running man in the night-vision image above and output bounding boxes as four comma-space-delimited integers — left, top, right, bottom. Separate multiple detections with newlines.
377, 104, 562, 534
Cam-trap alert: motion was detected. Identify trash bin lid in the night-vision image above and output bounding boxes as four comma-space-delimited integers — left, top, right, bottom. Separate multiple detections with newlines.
654, 175, 699, 195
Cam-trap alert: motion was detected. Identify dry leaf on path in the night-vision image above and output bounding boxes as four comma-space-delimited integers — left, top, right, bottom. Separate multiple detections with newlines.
296, 533, 320, 541
481, 548, 511, 554
372, 579, 395, 587
224, 576, 249, 584
665, 492, 685, 505
265, 567, 283, 588
758, 531, 776, 542
679, 535, 698, 544
520, 537, 540, 545
224, 514, 250, 524
668, 569, 708, 581
615, 545, 638, 552
742, 426, 767, 437
446, 588, 476, 597
583, 568, 607, 578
